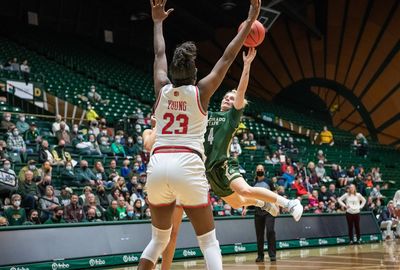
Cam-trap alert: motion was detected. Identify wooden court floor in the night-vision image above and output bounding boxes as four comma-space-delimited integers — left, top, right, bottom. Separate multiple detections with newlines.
112, 239, 400, 270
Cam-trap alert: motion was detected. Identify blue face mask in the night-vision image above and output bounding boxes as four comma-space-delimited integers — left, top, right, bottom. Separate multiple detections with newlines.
127, 211, 134, 217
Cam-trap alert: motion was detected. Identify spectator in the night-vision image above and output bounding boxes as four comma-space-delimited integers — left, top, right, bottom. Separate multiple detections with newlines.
327, 184, 338, 202
58, 185, 72, 206
370, 184, 384, 200
52, 139, 72, 165
20, 60, 30, 85
143, 208, 151, 220
139, 172, 147, 185
126, 205, 137, 220
106, 159, 119, 182
0, 216, 8, 226
70, 124, 80, 141
64, 194, 85, 223
319, 126, 334, 146
306, 161, 319, 187
125, 136, 142, 157
23, 209, 41, 225
121, 159, 131, 179
354, 133, 368, 157
230, 136, 242, 158
98, 130, 113, 156
308, 190, 319, 208
318, 186, 330, 205
1, 113, 14, 130
243, 133, 257, 150
111, 135, 126, 157
88, 120, 100, 137
79, 186, 93, 206
24, 123, 41, 146
0, 159, 17, 195
291, 175, 308, 197
92, 160, 107, 183
39, 161, 52, 180
393, 190, 400, 207
326, 201, 337, 213
87, 134, 102, 156
265, 153, 279, 165
314, 201, 326, 214
39, 185, 59, 221
18, 160, 41, 183
4, 194, 26, 226
108, 188, 121, 204
16, 114, 29, 134
274, 136, 285, 152
316, 150, 327, 163
114, 176, 127, 192
87, 85, 109, 105
38, 140, 55, 164
338, 184, 366, 244
85, 104, 100, 122
130, 184, 145, 206
315, 160, 326, 182
371, 167, 382, 183
0, 140, 10, 162
17, 170, 39, 212
83, 193, 104, 220
280, 167, 295, 189
364, 174, 374, 188
44, 206, 66, 224
96, 185, 110, 209
281, 158, 294, 175
126, 174, 138, 194
76, 160, 98, 186
135, 154, 147, 174
52, 115, 70, 134
55, 122, 71, 144
379, 200, 399, 240
105, 200, 119, 221
10, 58, 20, 71
60, 161, 79, 186
285, 137, 298, 154
7, 126, 27, 162
132, 199, 144, 219
117, 196, 127, 220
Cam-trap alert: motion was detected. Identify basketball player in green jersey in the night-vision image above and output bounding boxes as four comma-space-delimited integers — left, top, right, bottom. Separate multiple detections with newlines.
144, 48, 303, 269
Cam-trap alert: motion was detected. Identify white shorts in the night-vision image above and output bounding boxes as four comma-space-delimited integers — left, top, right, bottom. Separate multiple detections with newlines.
146, 152, 209, 207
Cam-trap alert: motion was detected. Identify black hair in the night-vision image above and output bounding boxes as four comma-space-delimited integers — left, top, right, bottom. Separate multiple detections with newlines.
169, 41, 197, 86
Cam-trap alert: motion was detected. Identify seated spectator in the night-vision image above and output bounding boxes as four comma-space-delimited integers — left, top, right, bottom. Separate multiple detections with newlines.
125, 136, 142, 157
98, 118, 108, 131
281, 157, 294, 175
106, 159, 119, 182
23, 209, 41, 225
308, 190, 319, 208
306, 161, 319, 187
114, 176, 127, 192
326, 201, 337, 213
17, 170, 39, 212
88, 120, 100, 137
316, 150, 327, 163
52, 114, 70, 134
121, 159, 131, 179
5, 194, 26, 226
274, 136, 285, 152
379, 200, 400, 239
70, 124, 80, 140
370, 184, 384, 200
72, 134, 91, 155
52, 139, 72, 165
16, 114, 29, 134
85, 104, 100, 122
58, 185, 72, 206
354, 133, 368, 157
315, 160, 326, 181
132, 199, 144, 219
364, 174, 374, 188
285, 137, 298, 154
1, 113, 15, 130
130, 184, 145, 206
126, 174, 138, 193
96, 186, 110, 209
87, 134, 102, 156
347, 165, 356, 181
280, 167, 295, 189
83, 193, 104, 220
24, 122, 40, 145
371, 167, 382, 183
84, 207, 100, 222
55, 122, 71, 144
125, 205, 137, 220
319, 126, 334, 146
314, 201, 326, 214
98, 130, 113, 156
18, 160, 40, 183
105, 200, 119, 221
0, 216, 8, 226
143, 208, 151, 220
291, 175, 309, 197
92, 160, 106, 181
138, 172, 147, 185
116, 196, 127, 220
79, 186, 93, 206
76, 160, 98, 186
7, 126, 27, 162
265, 152, 280, 165
44, 206, 66, 224
39, 161, 53, 180
39, 185, 59, 221
38, 140, 55, 164
64, 194, 85, 223
108, 188, 121, 204
60, 161, 79, 186
243, 133, 257, 150
0, 159, 17, 196
230, 136, 242, 158
111, 135, 126, 157
0, 140, 10, 162
87, 85, 109, 105
318, 186, 330, 205
20, 60, 30, 85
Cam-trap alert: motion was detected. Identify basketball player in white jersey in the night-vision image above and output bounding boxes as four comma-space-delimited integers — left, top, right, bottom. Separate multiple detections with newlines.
138, 0, 261, 269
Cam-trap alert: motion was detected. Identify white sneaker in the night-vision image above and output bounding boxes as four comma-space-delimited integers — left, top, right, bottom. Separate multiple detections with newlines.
287, 199, 303, 222
262, 202, 280, 217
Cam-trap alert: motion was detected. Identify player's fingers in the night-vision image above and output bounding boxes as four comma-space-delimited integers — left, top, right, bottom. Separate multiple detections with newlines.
166, 8, 174, 15
161, 0, 167, 6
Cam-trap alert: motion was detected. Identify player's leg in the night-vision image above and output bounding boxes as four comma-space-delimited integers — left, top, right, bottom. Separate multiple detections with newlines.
222, 192, 279, 217
161, 206, 184, 270
229, 177, 303, 221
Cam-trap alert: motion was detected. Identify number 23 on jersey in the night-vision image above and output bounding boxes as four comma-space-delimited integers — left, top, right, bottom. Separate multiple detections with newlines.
161, 113, 189, 134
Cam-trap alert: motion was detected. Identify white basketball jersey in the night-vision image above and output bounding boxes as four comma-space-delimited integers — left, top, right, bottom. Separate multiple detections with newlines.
153, 84, 207, 156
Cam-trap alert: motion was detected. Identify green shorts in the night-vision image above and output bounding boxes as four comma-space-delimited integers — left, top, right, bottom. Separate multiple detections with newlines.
206, 159, 242, 198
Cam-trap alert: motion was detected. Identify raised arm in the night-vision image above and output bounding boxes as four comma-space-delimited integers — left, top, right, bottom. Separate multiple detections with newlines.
197, 0, 261, 109
234, 47, 257, 110
151, 0, 174, 96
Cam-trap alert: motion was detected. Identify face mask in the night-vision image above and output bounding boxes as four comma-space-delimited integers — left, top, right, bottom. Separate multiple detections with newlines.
102, 130, 107, 135
66, 166, 72, 171
133, 166, 139, 171
13, 131, 19, 136
137, 188, 142, 193
101, 141, 108, 145
82, 165, 88, 170
55, 215, 62, 219
59, 145, 64, 148
20, 117, 25, 122
137, 140, 143, 145
14, 200, 21, 207
88, 131, 93, 135
29, 165, 36, 170
225, 210, 231, 215
128, 139, 133, 143
115, 139, 121, 144
73, 128, 78, 133
137, 158, 142, 163
145, 212, 151, 217
256, 171, 264, 177
5, 116, 11, 121
90, 139, 95, 142
32, 217, 39, 222
91, 89, 95, 92
127, 211, 134, 217
4, 164, 10, 170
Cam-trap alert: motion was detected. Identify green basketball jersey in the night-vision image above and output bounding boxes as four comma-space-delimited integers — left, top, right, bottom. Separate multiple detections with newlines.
204, 107, 243, 171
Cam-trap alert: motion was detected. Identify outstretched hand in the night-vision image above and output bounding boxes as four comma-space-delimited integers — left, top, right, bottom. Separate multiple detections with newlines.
243, 47, 257, 66
150, 0, 174, 23
247, 0, 261, 22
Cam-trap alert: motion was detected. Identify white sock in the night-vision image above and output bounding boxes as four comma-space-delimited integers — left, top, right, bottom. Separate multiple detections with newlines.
275, 195, 290, 208
197, 229, 222, 270
255, 200, 265, 208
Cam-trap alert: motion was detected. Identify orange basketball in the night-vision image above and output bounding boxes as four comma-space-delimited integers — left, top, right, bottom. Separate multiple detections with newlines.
238, 20, 266, 48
